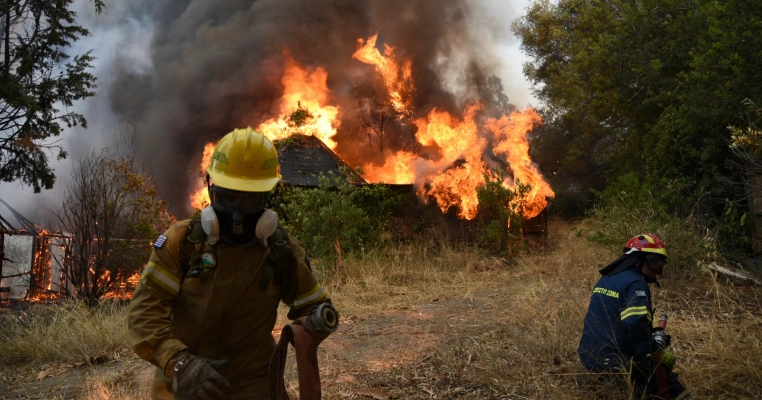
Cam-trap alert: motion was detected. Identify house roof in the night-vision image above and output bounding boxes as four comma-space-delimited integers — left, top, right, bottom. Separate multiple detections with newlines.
0, 199, 37, 234
277, 135, 364, 187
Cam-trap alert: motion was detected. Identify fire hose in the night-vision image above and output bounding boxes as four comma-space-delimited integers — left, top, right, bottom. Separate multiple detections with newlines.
269, 303, 339, 400
653, 313, 672, 400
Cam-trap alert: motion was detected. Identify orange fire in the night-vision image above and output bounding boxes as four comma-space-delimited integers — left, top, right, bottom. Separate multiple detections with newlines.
486, 109, 554, 219
362, 103, 552, 219
187, 34, 554, 220
257, 55, 340, 149
127, 270, 142, 287
416, 104, 489, 219
190, 142, 217, 211
361, 104, 489, 219
353, 33, 414, 114
352, 32, 553, 219
360, 150, 417, 184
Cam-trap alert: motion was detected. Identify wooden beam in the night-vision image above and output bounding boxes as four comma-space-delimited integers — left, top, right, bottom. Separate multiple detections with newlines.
703, 262, 762, 286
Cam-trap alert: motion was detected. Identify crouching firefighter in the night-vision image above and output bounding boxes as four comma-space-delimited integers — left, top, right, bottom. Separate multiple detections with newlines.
577, 233, 686, 399
127, 127, 338, 400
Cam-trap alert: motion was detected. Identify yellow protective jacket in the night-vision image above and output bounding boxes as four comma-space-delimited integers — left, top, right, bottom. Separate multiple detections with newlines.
127, 219, 329, 399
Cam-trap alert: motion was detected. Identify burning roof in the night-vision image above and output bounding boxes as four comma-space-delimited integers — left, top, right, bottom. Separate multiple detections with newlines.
187, 36, 554, 221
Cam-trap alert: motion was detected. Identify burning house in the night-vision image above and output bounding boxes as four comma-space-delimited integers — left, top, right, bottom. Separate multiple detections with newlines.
0, 200, 72, 301
182, 34, 554, 242
104, 1, 554, 224
277, 135, 365, 187
0, 198, 145, 302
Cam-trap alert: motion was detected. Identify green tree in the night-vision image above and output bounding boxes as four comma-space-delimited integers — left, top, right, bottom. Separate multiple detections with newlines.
514, 0, 762, 211
0, 0, 102, 192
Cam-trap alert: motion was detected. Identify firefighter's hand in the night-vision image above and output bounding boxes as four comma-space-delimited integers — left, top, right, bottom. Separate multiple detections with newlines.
653, 349, 676, 370
168, 350, 231, 400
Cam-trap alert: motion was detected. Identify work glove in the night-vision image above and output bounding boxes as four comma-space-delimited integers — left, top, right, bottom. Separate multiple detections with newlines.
167, 350, 231, 400
653, 349, 676, 370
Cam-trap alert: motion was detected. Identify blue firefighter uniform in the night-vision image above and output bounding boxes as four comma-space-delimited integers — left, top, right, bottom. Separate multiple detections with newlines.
578, 268, 656, 369
579, 234, 686, 398
578, 260, 685, 399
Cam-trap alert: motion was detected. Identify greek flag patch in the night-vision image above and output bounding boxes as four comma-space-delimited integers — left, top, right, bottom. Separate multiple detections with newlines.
635, 290, 647, 298
153, 234, 168, 249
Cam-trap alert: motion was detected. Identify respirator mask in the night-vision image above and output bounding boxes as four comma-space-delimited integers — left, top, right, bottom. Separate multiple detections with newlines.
201, 185, 279, 243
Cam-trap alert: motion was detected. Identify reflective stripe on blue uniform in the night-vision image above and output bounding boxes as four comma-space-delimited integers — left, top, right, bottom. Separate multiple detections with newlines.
578, 269, 657, 370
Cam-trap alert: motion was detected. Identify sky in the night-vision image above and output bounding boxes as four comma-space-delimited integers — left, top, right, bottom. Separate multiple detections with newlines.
0, 0, 539, 226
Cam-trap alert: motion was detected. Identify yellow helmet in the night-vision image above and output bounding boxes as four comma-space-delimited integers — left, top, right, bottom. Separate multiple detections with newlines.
206, 127, 281, 192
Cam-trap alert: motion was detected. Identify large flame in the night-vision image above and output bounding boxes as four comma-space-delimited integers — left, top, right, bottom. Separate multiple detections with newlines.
360, 150, 417, 184
187, 34, 554, 221
486, 109, 554, 219
257, 55, 340, 149
352, 33, 553, 219
352, 33, 414, 114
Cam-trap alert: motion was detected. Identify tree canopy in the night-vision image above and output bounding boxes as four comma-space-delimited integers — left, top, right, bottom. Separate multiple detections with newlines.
0, 0, 99, 192
513, 0, 762, 208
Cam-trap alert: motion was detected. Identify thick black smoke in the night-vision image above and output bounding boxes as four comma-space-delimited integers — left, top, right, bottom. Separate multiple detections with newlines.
108, 0, 515, 216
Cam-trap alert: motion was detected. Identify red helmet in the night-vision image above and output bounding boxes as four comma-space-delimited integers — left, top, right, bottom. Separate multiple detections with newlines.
624, 233, 668, 258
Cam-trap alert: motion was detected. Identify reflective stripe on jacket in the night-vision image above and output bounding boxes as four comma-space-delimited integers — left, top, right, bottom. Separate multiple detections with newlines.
126, 219, 329, 399
578, 268, 656, 370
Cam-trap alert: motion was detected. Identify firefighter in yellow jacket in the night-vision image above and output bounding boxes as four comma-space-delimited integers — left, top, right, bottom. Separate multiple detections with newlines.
127, 128, 336, 400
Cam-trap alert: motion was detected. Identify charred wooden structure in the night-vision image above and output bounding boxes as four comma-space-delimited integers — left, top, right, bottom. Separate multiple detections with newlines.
0, 201, 72, 301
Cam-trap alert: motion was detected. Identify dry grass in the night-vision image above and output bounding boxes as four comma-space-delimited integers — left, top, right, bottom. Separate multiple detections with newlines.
2, 220, 761, 399
324, 236, 514, 315
325, 221, 762, 400
0, 300, 130, 366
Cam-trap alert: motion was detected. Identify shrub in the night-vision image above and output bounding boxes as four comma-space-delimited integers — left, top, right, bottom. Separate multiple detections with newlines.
279, 167, 405, 262
584, 173, 717, 271
476, 172, 532, 257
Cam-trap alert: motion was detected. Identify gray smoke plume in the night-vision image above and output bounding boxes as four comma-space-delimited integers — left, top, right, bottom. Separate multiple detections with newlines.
93, 0, 530, 217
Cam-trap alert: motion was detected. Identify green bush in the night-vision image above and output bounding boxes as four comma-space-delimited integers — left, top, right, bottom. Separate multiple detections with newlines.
279, 167, 405, 262
476, 172, 531, 257
584, 173, 718, 271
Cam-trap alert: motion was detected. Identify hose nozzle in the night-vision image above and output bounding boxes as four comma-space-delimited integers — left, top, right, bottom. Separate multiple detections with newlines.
311, 303, 339, 334
653, 313, 669, 348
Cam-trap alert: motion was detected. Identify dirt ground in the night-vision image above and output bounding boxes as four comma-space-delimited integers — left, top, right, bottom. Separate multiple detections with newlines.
0, 285, 521, 400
